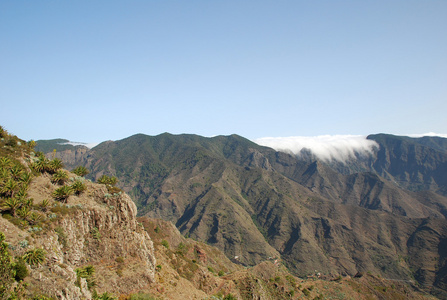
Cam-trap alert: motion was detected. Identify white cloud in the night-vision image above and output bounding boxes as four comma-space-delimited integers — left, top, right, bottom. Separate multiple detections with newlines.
59, 141, 99, 149
254, 135, 379, 162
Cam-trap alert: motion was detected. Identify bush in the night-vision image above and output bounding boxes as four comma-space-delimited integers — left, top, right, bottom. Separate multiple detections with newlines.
161, 240, 169, 249
52, 186, 73, 202
13, 259, 29, 281
72, 166, 89, 177
23, 248, 46, 266
71, 180, 87, 195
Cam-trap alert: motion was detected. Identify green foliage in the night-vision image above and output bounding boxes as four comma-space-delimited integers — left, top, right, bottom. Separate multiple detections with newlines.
12, 259, 28, 281
51, 170, 68, 185
48, 158, 64, 173
97, 175, 118, 186
0, 232, 14, 298
72, 166, 89, 177
302, 288, 310, 296
55, 227, 67, 248
91, 227, 101, 240
161, 239, 169, 249
22, 248, 46, 266
218, 270, 224, 276
71, 180, 87, 195
52, 185, 73, 202
154, 226, 160, 233
223, 294, 236, 300
39, 199, 50, 212
31, 156, 49, 173
156, 265, 162, 272
207, 266, 215, 274
75, 265, 96, 290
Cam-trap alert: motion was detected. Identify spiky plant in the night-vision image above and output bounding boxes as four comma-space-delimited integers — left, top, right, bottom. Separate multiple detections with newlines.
3, 197, 22, 217
10, 165, 24, 180
19, 172, 32, 185
39, 199, 50, 212
48, 158, 64, 173
97, 175, 117, 186
52, 186, 73, 202
22, 248, 46, 266
17, 206, 31, 220
51, 170, 68, 185
0, 157, 13, 169
27, 212, 44, 225
71, 180, 87, 195
72, 166, 89, 177
32, 156, 49, 173
1, 178, 18, 198
15, 188, 28, 200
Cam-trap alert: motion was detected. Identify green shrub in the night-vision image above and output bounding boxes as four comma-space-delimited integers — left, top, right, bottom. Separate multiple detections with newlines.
55, 227, 67, 247
218, 270, 224, 276
23, 248, 46, 266
51, 170, 68, 185
13, 259, 29, 281
161, 239, 169, 249
52, 186, 73, 202
72, 166, 89, 177
302, 288, 310, 296
71, 180, 87, 195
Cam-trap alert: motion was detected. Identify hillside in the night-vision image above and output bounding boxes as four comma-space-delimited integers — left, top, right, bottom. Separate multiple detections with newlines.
2, 127, 438, 299
35, 132, 447, 298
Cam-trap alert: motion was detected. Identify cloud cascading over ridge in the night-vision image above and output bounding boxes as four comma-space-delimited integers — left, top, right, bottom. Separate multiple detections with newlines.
254, 135, 379, 163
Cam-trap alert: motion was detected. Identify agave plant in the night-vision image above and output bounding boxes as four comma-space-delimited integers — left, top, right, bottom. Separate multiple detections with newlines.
22, 248, 46, 266
72, 166, 89, 177
39, 199, 50, 212
48, 158, 64, 173
19, 172, 32, 185
10, 165, 24, 180
51, 170, 68, 185
1, 178, 18, 198
0, 157, 13, 169
3, 197, 22, 217
27, 212, 44, 225
97, 175, 118, 187
52, 185, 73, 202
32, 156, 49, 173
71, 180, 87, 195
17, 206, 31, 220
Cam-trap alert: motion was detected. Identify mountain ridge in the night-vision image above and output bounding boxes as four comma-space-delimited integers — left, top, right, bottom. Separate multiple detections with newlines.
35, 132, 447, 297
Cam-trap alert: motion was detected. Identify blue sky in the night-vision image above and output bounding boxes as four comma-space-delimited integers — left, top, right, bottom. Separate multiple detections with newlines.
1, 1, 446, 143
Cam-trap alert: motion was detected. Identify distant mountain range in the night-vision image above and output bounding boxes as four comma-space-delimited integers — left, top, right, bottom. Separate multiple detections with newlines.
36, 133, 447, 296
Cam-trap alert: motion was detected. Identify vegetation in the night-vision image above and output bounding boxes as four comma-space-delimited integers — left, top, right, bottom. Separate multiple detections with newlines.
72, 166, 89, 177
75, 265, 96, 290
51, 170, 68, 185
22, 248, 46, 266
0, 232, 14, 298
71, 180, 87, 195
52, 185, 73, 202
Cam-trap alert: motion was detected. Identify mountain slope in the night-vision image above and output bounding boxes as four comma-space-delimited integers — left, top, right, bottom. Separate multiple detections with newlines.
35, 132, 447, 296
